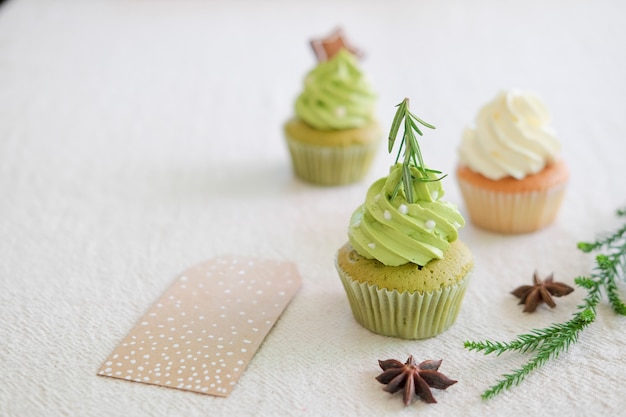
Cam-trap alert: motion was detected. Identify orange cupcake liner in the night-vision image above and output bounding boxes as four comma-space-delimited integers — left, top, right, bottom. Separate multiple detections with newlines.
457, 179, 567, 234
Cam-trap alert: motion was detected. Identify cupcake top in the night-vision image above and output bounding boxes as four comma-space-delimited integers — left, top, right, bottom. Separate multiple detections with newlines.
347, 99, 465, 267
337, 240, 472, 292
294, 31, 377, 131
458, 90, 561, 181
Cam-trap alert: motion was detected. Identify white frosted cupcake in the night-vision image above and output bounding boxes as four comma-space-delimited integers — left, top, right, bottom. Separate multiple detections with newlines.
457, 90, 569, 234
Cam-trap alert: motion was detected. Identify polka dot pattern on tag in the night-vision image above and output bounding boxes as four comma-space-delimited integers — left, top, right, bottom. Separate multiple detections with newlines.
98, 256, 302, 397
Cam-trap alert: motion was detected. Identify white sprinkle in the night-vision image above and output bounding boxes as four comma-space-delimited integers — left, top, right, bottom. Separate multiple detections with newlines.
383, 210, 392, 220
335, 106, 346, 117
425, 220, 436, 230
398, 204, 408, 214
368, 242, 376, 249
431, 190, 439, 200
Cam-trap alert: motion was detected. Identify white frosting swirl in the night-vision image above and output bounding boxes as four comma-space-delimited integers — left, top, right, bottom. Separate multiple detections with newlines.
458, 90, 561, 180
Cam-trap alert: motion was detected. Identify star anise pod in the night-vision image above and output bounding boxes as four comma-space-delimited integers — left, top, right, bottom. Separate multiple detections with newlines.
375, 355, 457, 406
511, 271, 574, 313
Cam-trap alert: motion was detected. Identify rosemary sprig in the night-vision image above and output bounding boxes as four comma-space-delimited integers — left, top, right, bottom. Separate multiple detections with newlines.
388, 98, 444, 203
464, 207, 626, 400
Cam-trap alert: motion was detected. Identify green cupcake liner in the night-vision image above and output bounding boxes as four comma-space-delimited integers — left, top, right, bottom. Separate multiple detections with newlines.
336, 259, 471, 339
285, 137, 378, 186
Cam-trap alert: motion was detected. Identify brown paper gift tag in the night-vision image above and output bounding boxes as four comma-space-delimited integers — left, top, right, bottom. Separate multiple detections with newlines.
97, 256, 302, 396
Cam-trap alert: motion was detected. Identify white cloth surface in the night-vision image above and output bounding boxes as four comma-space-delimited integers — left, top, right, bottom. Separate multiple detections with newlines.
1, 0, 626, 416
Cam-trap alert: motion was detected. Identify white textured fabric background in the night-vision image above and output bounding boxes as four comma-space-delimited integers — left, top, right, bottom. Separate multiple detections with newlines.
1, 0, 626, 416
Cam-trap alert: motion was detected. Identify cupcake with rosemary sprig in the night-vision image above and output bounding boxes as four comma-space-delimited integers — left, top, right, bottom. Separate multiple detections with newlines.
457, 90, 569, 233
284, 28, 381, 186
335, 98, 473, 339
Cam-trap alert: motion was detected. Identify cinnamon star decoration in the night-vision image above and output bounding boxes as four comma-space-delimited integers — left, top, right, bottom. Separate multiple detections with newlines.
511, 271, 574, 313
310, 28, 362, 62
375, 355, 457, 406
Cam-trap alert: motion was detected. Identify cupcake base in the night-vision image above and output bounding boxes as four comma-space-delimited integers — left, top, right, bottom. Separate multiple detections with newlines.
284, 118, 380, 186
456, 161, 569, 234
335, 241, 473, 339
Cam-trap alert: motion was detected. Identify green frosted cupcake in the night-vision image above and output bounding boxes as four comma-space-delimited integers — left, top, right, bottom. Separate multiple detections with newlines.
284, 30, 381, 186
335, 98, 473, 339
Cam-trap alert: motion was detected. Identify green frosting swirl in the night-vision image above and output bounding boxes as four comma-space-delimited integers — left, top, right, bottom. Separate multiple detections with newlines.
295, 49, 376, 130
348, 164, 465, 266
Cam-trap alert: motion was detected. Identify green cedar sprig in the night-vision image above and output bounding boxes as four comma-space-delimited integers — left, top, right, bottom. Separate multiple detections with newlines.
464, 207, 626, 400
387, 98, 445, 203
